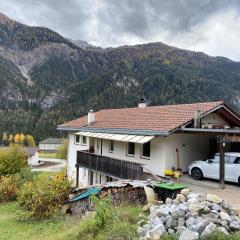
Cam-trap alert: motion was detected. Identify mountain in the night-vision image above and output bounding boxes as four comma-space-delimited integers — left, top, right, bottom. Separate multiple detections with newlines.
0, 12, 240, 140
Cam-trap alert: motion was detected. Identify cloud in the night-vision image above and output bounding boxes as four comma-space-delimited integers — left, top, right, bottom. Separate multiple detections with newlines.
0, 0, 240, 60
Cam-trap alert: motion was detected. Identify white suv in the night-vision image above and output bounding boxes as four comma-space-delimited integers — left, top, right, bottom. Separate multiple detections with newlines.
189, 152, 240, 184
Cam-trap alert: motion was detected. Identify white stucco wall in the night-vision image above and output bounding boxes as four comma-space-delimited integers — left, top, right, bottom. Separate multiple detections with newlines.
67, 133, 90, 187
39, 143, 61, 151
27, 152, 39, 165
67, 132, 212, 186
162, 133, 210, 174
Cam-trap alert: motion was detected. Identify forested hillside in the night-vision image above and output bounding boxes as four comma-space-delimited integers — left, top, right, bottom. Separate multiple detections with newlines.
0, 12, 240, 140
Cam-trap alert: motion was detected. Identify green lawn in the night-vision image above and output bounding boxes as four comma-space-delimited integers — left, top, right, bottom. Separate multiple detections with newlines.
0, 202, 80, 240
39, 152, 58, 159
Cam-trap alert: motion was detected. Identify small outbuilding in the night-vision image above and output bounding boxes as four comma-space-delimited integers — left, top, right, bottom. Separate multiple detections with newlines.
24, 147, 40, 165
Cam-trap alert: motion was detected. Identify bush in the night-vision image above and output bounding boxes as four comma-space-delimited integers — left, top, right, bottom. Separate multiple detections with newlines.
14, 167, 37, 189
56, 140, 68, 159
18, 171, 71, 220
0, 175, 18, 202
73, 197, 143, 240
0, 145, 27, 175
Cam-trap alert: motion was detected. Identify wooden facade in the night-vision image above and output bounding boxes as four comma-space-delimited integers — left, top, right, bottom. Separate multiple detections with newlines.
76, 150, 143, 180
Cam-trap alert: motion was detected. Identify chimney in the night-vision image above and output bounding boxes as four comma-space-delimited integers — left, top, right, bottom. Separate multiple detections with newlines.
88, 110, 95, 125
194, 109, 202, 128
138, 98, 147, 108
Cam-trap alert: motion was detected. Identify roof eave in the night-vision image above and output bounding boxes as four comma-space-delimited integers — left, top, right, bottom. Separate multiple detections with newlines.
57, 126, 170, 136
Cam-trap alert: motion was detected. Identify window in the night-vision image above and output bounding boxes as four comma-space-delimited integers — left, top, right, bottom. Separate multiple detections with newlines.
234, 157, 240, 164
224, 155, 232, 163
82, 136, 87, 145
75, 134, 80, 144
127, 142, 135, 156
141, 142, 151, 158
109, 140, 114, 152
213, 155, 236, 163
212, 154, 219, 163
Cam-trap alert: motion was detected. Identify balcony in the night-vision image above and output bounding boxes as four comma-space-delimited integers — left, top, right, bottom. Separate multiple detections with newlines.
76, 150, 143, 180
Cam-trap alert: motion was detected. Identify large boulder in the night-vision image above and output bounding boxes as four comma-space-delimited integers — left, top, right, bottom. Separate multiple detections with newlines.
206, 194, 222, 204
179, 229, 199, 240
201, 222, 217, 238
150, 222, 166, 236
220, 211, 231, 222
181, 188, 191, 197
229, 221, 240, 231
176, 194, 186, 203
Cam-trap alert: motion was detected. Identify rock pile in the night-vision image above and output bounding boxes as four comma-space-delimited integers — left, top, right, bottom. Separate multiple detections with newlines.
137, 189, 240, 240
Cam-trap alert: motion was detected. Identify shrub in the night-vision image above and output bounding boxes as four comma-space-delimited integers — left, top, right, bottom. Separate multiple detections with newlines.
74, 199, 143, 240
14, 167, 37, 189
91, 196, 113, 228
0, 175, 18, 202
18, 171, 71, 220
56, 140, 68, 159
0, 145, 27, 175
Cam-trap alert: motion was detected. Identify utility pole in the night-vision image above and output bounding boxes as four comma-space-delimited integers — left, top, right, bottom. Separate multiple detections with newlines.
218, 135, 225, 189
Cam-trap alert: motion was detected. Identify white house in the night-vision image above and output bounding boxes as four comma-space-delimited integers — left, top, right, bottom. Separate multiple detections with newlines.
57, 101, 240, 187
39, 138, 64, 152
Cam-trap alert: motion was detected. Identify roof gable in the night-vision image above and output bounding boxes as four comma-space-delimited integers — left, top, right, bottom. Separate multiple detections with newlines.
58, 101, 228, 134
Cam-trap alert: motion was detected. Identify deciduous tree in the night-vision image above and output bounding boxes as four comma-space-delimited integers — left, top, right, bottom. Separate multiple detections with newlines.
14, 133, 20, 145
2, 132, 8, 146
25, 134, 36, 147
19, 133, 25, 145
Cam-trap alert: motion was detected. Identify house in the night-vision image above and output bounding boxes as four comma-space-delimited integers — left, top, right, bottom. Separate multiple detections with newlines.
39, 138, 64, 152
57, 101, 240, 187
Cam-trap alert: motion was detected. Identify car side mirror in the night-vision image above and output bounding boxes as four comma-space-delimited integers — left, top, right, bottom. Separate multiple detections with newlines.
207, 159, 213, 164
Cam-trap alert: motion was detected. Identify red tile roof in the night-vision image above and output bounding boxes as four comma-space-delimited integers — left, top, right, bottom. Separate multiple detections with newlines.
58, 101, 224, 133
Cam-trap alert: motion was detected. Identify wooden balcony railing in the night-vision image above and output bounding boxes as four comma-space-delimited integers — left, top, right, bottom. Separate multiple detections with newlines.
76, 150, 143, 180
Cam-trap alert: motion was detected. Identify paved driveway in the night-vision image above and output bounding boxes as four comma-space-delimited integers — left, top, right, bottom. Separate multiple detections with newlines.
180, 175, 240, 208
32, 158, 67, 172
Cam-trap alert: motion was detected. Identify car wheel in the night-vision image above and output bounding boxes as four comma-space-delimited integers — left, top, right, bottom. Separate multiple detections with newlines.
238, 177, 240, 186
191, 168, 203, 180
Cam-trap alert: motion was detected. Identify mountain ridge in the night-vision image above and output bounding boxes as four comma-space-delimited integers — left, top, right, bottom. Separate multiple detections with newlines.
0, 12, 239, 140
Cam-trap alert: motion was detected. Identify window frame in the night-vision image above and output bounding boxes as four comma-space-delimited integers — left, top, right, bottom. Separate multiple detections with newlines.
127, 142, 135, 156
141, 141, 151, 159
109, 140, 114, 153
75, 134, 80, 144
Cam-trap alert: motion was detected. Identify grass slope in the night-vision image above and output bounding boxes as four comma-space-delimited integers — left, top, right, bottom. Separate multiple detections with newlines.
0, 200, 143, 240
0, 202, 80, 240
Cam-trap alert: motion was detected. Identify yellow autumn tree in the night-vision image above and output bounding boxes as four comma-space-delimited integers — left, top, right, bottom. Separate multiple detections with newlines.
25, 134, 36, 147
8, 134, 13, 145
19, 133, 25, 145
14, 133, 20, 145
2, 132, 8, 145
